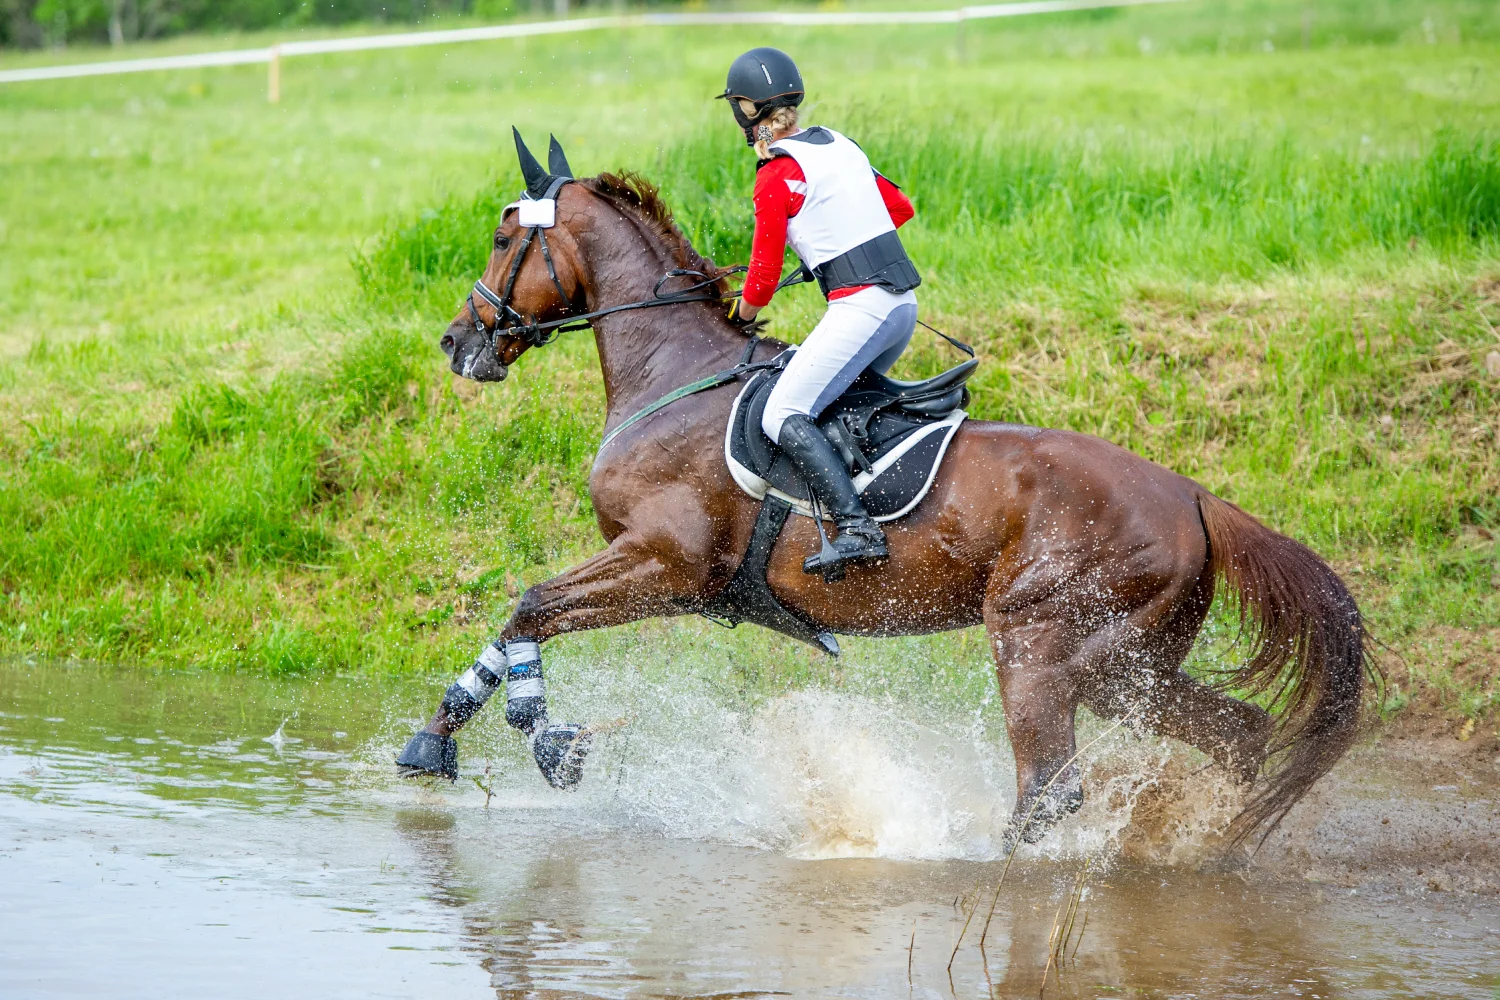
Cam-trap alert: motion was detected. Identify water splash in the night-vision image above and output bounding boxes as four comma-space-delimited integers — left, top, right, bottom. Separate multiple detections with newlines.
365, 671, 1242, 864
594, 688, 1018, 860
263, 717, 290, 752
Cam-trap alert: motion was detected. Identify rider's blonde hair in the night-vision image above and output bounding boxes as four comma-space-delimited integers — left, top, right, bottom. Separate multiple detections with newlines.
754, 105, 800, 160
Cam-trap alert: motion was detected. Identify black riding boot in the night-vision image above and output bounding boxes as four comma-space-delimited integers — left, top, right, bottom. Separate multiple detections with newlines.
777, 414, 888, 581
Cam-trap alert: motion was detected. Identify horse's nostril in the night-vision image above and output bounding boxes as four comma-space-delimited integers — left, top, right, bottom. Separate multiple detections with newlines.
440, 335, 455, 353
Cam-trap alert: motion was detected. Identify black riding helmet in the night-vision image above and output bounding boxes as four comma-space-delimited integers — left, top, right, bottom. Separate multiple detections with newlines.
716, 47, 804, 145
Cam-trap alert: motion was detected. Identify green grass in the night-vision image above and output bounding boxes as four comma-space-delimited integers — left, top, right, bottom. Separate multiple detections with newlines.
2, 0, 1499, 724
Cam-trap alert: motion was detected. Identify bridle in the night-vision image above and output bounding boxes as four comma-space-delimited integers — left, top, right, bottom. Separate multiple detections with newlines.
465, 176, 750, 359
465, 177, 577, 354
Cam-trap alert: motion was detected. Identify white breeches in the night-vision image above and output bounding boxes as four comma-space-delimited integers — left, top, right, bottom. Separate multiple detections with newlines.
761, 286, 919, 442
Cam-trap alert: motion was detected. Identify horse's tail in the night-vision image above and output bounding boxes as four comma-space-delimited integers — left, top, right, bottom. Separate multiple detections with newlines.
1196, 491, 1375, 849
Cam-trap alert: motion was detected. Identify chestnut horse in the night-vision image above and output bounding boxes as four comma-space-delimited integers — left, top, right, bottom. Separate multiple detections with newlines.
416, 165, 1371, 848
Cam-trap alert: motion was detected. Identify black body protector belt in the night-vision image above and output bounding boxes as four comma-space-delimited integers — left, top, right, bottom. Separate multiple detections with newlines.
813, 230, 922, 298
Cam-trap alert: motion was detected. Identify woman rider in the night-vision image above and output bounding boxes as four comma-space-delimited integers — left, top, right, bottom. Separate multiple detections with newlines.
718, 47, 922, 581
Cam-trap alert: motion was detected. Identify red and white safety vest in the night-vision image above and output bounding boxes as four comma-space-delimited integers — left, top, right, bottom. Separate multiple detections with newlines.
768, 127, 897, 269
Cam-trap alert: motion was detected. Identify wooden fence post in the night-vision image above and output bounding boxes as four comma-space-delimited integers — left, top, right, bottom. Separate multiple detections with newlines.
268, 45, 281, 103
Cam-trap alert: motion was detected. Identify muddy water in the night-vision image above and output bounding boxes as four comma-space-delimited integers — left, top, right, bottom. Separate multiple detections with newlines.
2, 660, 1497, 999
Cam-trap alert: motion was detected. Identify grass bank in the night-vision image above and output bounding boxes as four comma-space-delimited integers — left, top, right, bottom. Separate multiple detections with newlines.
1, 0, 1498, 728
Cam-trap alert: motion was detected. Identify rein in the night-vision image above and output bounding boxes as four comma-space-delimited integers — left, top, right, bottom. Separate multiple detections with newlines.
466, 184, 974, 362
469, 262, 745, 352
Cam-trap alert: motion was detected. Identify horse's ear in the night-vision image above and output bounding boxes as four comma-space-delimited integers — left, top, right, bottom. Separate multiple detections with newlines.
547, 134, 573, 180
513, 127, 550, 198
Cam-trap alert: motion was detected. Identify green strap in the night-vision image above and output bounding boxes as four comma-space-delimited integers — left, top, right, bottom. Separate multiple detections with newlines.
597, 369, 744, 452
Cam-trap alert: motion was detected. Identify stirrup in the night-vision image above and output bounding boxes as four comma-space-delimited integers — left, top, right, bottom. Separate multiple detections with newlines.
801, 517, 888, 583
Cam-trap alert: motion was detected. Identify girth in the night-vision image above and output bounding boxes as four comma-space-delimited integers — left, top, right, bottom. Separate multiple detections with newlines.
699, 496, 841, 656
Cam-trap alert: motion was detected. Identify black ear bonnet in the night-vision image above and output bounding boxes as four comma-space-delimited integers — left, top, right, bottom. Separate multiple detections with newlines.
513, 127, 574, 201
547, 134, 572, 180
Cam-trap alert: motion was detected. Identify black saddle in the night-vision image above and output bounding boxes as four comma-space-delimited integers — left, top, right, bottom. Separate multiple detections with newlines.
727, 353, 978, 518
705, 352, 977, 655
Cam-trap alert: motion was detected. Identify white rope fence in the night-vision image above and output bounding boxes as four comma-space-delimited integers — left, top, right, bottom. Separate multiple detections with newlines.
0, 0, 1185, 95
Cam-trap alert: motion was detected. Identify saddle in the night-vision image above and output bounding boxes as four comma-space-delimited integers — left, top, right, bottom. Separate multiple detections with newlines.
704, 352, 977, 656
725, 351, 977, 520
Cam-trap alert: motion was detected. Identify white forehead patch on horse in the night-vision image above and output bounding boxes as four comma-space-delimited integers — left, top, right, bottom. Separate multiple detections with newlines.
517, 198, 557, 228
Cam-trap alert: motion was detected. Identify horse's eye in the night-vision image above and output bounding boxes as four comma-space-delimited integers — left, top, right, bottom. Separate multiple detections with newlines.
494, 234, 510, 251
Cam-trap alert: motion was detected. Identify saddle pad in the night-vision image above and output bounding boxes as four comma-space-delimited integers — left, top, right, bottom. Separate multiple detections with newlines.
724, 371, 966, 522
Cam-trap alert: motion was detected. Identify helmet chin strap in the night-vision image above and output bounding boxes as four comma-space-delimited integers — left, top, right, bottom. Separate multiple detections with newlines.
731, 102, 759, 145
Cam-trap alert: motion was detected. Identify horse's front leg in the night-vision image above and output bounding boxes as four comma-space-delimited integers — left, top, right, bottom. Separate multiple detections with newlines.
396, 536, 703, 786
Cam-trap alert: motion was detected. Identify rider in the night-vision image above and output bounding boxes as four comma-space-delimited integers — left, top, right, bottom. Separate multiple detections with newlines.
718, 47, 921, 580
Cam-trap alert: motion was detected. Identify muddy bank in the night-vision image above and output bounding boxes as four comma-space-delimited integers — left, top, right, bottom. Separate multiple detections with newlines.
1262, 732, 1500, 894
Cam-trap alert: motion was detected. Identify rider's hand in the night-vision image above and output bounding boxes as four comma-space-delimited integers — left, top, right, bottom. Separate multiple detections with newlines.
727, 298, 768, 335
727, 298, 761, 326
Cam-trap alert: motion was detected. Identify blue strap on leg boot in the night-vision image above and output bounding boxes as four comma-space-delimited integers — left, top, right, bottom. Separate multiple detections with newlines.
503, 640, 592, 789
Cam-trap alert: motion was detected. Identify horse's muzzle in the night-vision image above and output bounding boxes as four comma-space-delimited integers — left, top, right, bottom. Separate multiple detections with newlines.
443, 332, 509, 383
458, 351, 509, 382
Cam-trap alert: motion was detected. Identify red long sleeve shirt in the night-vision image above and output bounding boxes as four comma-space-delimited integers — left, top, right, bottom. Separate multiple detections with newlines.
742, 156, 915, 310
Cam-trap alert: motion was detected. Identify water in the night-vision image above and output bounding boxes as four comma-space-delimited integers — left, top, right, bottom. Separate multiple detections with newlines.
2, 658, 1497, 999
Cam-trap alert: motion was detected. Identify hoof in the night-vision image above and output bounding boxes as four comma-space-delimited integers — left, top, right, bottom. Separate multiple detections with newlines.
532, 723, 591, 789
396, 730, 458, 781
1007, 778, 1084, 848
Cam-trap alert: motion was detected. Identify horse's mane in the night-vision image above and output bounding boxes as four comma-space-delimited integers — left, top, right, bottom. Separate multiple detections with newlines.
585, 172, 726, 294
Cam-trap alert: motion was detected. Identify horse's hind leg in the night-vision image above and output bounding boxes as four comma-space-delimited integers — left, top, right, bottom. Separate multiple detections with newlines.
986, 563, 1228, 846
1084, 570, 1273, 783
987, 615, 1087, 845
988, 609, 1196, 845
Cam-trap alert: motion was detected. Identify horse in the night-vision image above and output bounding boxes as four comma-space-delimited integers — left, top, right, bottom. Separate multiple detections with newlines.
404, 134, 1373, 850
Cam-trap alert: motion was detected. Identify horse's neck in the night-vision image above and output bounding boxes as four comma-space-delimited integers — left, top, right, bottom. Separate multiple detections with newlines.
583, 216, 749, 425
